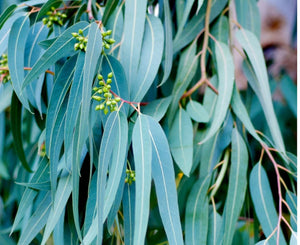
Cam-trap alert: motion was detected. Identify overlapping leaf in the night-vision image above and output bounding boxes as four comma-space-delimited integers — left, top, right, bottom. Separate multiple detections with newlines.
132, 114, 152, 244
148, 116, 184, 245
250, 163, 286, 245
8, 15, 30, 110
222, 128, 248, 245
200, 41, 234, 144
22, 21, 89, 88
169, 107, 193, 176
236, 29, 286, 156
185, 175, 211, 245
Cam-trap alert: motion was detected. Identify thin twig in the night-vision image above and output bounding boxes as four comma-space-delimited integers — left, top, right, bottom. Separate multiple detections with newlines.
87, 0, 94, 20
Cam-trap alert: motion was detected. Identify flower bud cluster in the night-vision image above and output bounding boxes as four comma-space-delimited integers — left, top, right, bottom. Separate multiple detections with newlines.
125, 169, 136, 185
0, 54, 10, 83
92, 72, 121, 115
101, 29, 115, 50
72, 29, 88, 52
42, 6, 67, 28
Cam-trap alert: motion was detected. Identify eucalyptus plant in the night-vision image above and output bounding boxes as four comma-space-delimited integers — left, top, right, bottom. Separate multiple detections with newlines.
0, 0, 297, 244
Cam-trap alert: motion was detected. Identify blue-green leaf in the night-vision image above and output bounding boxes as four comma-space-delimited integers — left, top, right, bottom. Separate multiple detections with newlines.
286, 190, 297, 231
222, 128, 248, 245
0, 4, 17, 29
8, 15, 30, 110
148, 116, 184, 245
186, 100, 209, 123
235, 0, 260, 38
131, 15, 164, 102
72, 22, 102, 241
132, 114, 152, 244
64, 52, 85, 160
210, 15, 229, 43
168, 41, 198, 124
185, 175, 211, 245
169, 107, 193, 176
11, 157, 49, 234
249, 163, 286, 245
10, 92, 32, 172
123, 183, 136, 245
236, 29, 286, 156
280, 75, 297, 117
104, 111, 128, 218
159, 0, 173, 86
120, 0, 147, 91
25, 22, 48, 116
22, 21, 89, 88
142, 96, 172, 121
231, 85, 262, 143
18, 191, 52, 245
97, 111, 120, 244
46, 54, 77, 199
41, 174, 72, 245
102, 55, 129, 114
173, 0, 227, 53
102, 0, 119, 25
0, 12, 26, 56
207, 209, 222, 245
200, 41, 234, 144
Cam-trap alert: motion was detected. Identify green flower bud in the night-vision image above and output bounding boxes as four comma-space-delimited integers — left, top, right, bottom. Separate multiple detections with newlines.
104, 43, 110, 49
106, 30, 112, 35
92, 95, 102, 101
95, 104, 101, 111
78, 29, 83, 35
92, 87, 99, 91
106, 84, 111, 89
104, 92, 112, 98
107, 38, 115, 44
72, 32, 78, 37
106, 79, 112, 84
98, 74, 103, 80
104, 107, 109, 115
106, 100, 112, 106
62, 13, 67, 18
51, 6, 55, 11
115, 97, 121, 102
97, 88, 103, 94
99, 81, 105, 86
107, 72, 113, 78
46, 11, 52, 15
103, 87, 108, 93
99, 104, 105, 110
58, 20, 63, 26
79, 43, 84, 50
42, 18, 48, 24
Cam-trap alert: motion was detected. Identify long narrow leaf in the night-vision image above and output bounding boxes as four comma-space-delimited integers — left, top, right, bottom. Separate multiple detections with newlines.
222, 128, 248, 245
120, 0, 147, 91
131, 15, 164, 102
132, 114, 152, 244
185, 175, 211, 245
8, 15, 30, 110
169, 107, 193, 176
236, 29, 286, 156
249, 163, 286, 244
148, 116, 184, 245
200, 41, 234, 144
22, 21, 89, 88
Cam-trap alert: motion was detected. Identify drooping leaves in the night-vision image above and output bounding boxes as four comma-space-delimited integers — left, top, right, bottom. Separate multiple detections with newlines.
185, 175, 211, 245
200, 41, 234, 144
250, 163, 286, 245
148, 116, 184, 245
236, 29, 286, 156
169, 107, 193, 176
132, 114, 152, 245
222, 128, 248, 245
